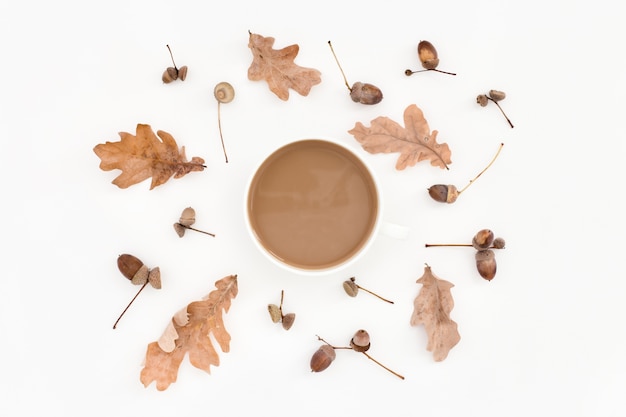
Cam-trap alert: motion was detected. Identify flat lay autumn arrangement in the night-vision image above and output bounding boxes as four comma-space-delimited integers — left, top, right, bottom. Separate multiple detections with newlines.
93, 33, 511, 391
4, 2, 626, 416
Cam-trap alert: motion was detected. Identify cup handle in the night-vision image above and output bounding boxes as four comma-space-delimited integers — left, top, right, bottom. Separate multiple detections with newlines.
380, 221, 409, 239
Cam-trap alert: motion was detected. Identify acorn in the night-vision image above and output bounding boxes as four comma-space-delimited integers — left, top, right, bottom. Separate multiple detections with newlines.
488, 90, 506, 101
328, 41, 383, 105
162, 44, 187, 83
428, 184, 459, 204
113, 254, 161, 329
281, 313, 296, 331
475, 249, 497, 281
350, 329, 371, 353
493, 237, 506, 249
310, 345, 336, 372
472, 229, 495, 250
476, 94, 489, 107
418, 40, 439, 70
117, 253, 149, 286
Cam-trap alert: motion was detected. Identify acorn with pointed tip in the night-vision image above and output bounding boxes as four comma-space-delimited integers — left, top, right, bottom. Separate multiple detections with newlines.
113, 254, 161, 329
405, 40, 456, 76
310, 345, 336, 372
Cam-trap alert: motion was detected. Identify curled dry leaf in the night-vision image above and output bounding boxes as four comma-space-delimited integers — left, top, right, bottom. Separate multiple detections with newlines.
410, 265, 460, 361
247, 31, 322, 100
348, 104, 452, 170
93, 124, 205, 190
140, 275, 238, 391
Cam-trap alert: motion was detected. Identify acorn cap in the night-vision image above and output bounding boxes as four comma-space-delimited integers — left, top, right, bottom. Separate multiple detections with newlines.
267, 304, 282, 323
343, 279, 359, 297
148, 267, 161, 289
350, 329, 371, 352
173, 222, 186, 237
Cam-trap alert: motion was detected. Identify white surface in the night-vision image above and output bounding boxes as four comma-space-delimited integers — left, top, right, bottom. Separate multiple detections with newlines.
1, 1, 625, 416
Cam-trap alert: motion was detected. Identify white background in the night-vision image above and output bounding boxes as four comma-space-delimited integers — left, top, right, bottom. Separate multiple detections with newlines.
1, 0, 625, 415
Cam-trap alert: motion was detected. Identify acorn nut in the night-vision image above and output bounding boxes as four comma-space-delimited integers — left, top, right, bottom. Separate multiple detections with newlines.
475, 249, 497, 281
310, 345, 336, 372
428, 184, 459, 204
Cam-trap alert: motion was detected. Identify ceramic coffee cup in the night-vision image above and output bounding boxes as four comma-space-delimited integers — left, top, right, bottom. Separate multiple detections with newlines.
245, 139, 407, 275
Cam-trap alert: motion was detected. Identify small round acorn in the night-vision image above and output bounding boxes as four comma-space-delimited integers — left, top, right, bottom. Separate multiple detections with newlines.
310, 344, 336, 373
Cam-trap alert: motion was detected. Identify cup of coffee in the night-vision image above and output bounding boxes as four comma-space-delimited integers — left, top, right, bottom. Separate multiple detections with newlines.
245, 139, 405, 275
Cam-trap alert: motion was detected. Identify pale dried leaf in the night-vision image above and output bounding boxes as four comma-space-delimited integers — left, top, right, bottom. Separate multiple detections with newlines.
247, 32, 321, 100
410, 265, 460, 361
348, 104, 452, 170
141, 275, 238, 390
93, 124, 205, 189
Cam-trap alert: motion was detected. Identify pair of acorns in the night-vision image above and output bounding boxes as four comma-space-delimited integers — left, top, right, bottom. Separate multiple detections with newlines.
310, 330, 404, 379
425, 228, 506, 281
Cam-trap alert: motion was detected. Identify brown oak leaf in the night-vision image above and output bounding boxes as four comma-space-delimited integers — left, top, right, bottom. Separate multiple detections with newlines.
140, 275, 238, 391
247, 31, 322, 101
93, 124, 205, 190
348, 104, 452, 170
410, 265, 460, 361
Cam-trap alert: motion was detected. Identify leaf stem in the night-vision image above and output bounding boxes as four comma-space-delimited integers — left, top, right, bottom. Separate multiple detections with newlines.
458, 142, 504, 195
113, 281, 148, 329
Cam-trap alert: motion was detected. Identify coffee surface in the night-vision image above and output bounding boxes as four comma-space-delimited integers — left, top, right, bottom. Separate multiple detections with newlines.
247, 140, 378, 270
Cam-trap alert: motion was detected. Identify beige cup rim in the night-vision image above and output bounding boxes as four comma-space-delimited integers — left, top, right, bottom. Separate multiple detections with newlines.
243, 138, 383, 276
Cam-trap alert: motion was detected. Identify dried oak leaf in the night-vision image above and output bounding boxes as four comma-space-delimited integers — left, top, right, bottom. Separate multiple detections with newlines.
247, 31, 322, 101
410, 265, 460, 361
348, 104, 452, 170
93, 124, 205, 190
140, 275, 238, 391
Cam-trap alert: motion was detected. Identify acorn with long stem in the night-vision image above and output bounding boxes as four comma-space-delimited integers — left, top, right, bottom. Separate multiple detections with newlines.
113, 254, 161, 329
267, 290, 296, 330
477, 90, 514, 128
214, 82, 235, 163
405, 40, 456, 76
173, 207, 215, 238
328, 41, 383, 105
310, 331, 404, 380
425, 229, 506, 281
428, 143, 504, 204
343, 277, 394, 304
162, 44, 187, 83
